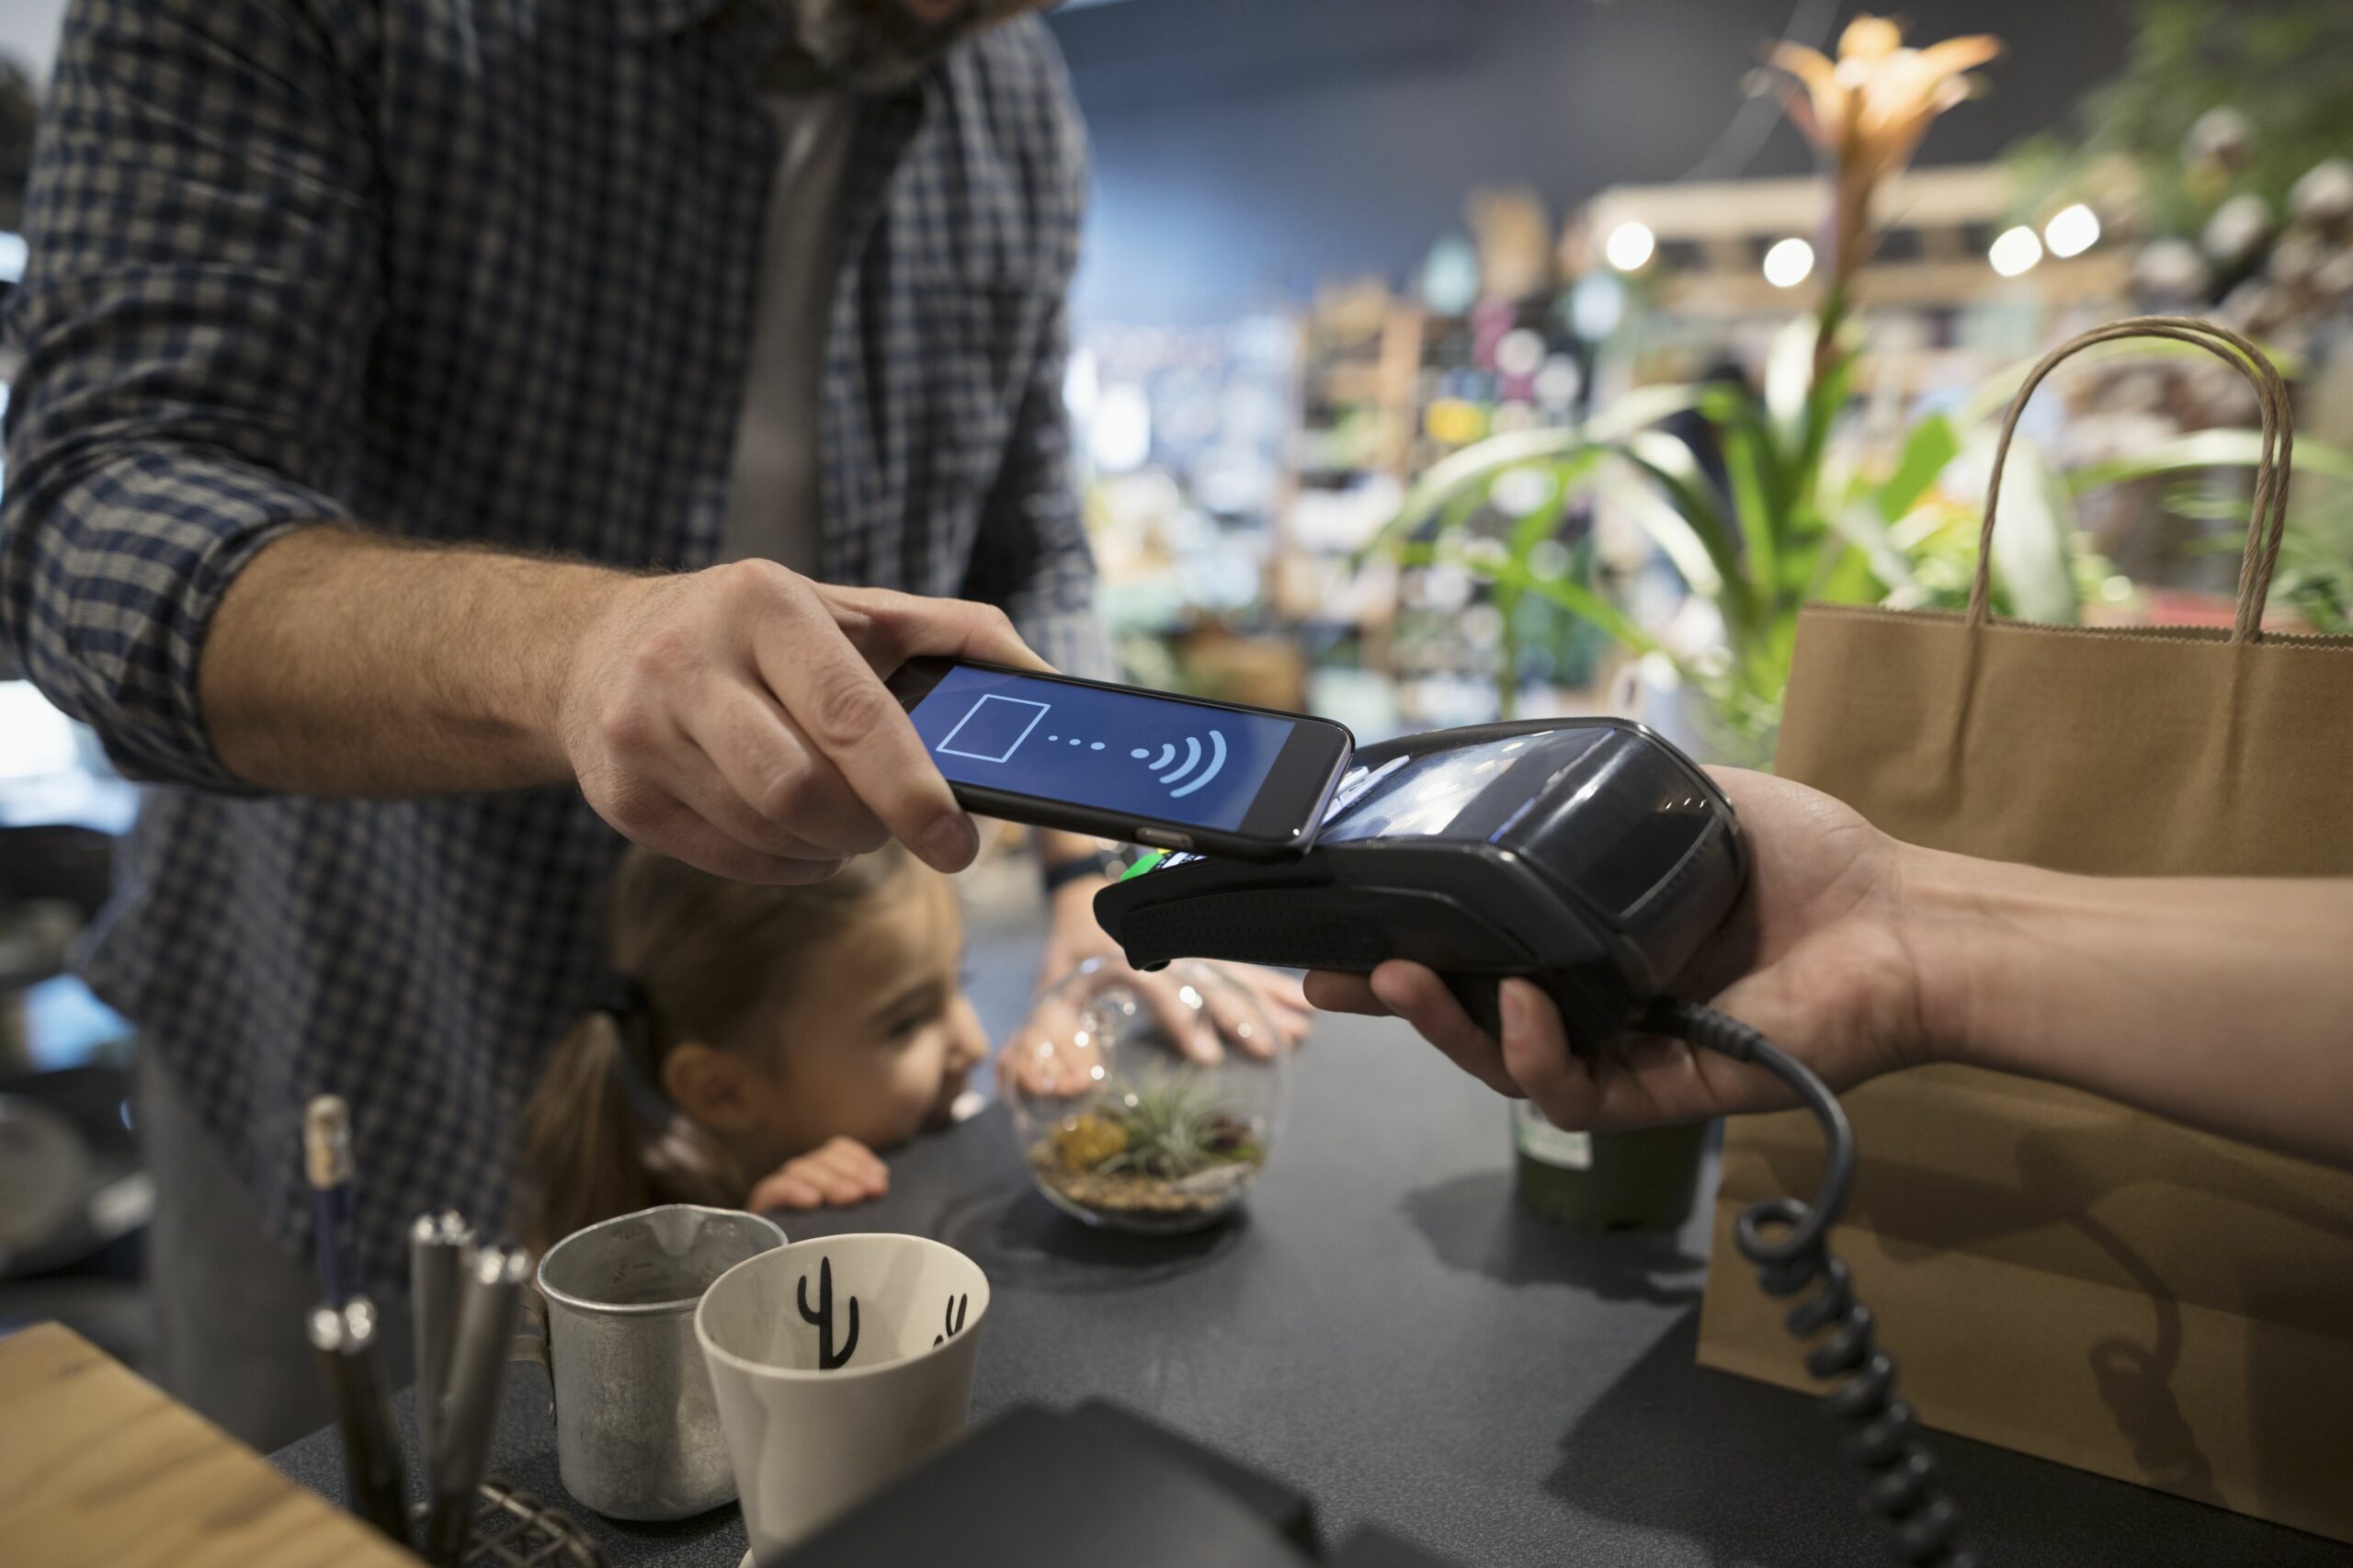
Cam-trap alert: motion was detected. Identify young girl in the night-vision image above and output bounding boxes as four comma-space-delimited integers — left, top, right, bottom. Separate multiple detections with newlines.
519, 842, 986, 1254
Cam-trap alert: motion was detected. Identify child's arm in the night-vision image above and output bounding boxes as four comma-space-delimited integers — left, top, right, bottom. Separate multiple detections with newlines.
746, 1137, 891, 1211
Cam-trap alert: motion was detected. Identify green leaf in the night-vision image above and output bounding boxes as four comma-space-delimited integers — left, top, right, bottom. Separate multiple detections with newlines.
1814, 542, 1885, 606
1613, 436, 1759, 639
1791, 349, 1852, 513
1824, 499, 1913, 593
1366, 384, 1708, 563
1719, 421, 1780, 608
1590, 466, 1727, 600
1583, 382, 1707, 442
1960, 337, 2313, 433
1969, 429, 2079, 626
1506, 449, 1604, 561
1763, 314, 1818, 448
2064, 429, 2353, 494
1877, 414, 1961, 523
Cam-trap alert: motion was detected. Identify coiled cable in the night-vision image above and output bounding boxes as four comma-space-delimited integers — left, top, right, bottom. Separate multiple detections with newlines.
1643, 997, 1976, 1568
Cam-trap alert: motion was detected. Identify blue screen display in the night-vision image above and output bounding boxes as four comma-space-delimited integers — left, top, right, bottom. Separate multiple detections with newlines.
908, 665, 1299, 832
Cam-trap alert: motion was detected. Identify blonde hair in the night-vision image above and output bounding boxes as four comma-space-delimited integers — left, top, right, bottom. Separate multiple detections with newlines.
518, 844, 921, 1253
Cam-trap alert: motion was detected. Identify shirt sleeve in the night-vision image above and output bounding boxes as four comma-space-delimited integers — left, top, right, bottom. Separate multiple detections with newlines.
0, 0, 379, 791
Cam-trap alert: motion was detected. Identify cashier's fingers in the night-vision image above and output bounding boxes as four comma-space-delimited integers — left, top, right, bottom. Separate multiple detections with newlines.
1302, 971, 1386, 1017
1495, 979, 1797, 1131
1366, 961, 1520, 1098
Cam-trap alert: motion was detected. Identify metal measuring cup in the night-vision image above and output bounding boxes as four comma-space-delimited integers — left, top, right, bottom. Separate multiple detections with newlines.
518, 1204, 787, 1520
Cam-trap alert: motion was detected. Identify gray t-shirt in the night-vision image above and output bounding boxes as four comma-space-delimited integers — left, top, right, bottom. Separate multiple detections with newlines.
720, 87, 856, 575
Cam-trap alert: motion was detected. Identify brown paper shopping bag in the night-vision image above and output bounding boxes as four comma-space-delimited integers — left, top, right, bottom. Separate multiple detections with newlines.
1696, 317, 2353, 1542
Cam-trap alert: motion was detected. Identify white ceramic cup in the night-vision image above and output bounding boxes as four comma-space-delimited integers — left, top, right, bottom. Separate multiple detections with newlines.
694, 1233, 989, 1561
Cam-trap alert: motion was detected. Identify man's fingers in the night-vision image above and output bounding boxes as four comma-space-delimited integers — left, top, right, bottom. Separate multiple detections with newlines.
1303, 971, 1388, 1016
752, 589, 978, 873
819, 584, 1051, 675
685, 685, 892, 858
592, 780, 846, 886
649, 711, 858, 863
1367, 960, 1520, 1097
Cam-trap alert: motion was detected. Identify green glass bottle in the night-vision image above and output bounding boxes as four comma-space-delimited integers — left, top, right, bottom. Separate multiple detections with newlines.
1511, 1102, 1709, 1230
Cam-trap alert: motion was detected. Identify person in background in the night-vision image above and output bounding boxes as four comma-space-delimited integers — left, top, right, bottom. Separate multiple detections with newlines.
0, 0, 1296, 1448
1311, 768, 2353, 1173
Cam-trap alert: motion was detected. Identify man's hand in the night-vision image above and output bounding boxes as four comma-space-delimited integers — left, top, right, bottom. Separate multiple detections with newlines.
1304, 768, 1933, 1131
556, 561, 1048, 883
201, 531, 1048, 883
745, 1135, 891, 1212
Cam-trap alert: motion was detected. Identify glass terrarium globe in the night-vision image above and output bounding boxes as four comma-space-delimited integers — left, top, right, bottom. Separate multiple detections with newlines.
1005, 960, 1291, 1234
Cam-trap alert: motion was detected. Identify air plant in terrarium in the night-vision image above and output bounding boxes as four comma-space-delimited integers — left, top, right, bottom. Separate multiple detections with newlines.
1006, 960, 1290, 1234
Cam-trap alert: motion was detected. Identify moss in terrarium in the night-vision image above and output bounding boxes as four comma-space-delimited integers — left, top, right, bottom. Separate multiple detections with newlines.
1051, 1112, 1128, 1172
1027, 1068, 1265, 1226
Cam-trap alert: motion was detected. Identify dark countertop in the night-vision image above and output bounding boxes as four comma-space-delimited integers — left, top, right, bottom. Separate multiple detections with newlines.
275, 1014, 2353, 1567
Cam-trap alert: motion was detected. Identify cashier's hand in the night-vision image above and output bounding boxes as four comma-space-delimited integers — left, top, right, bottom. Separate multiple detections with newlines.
1001, 881, 1313, 1096
556, 562, 1049, 885
1304, 768, 1934, 1131
746, 1137, 891, 1211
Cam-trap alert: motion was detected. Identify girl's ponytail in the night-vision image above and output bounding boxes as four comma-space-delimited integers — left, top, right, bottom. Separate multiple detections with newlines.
518, 1009, 656, 1256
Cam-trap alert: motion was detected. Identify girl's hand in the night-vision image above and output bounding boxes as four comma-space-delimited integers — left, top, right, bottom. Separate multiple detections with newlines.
1037, 878, 1312, 1062
746, 1136, 891, 1211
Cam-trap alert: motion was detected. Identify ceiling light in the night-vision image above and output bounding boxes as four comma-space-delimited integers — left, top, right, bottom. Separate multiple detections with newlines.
1989, 225, 2043, 278
2043, 203, 2100, 259
1762, 237, 1815, 289
1604, 222, 1655, 273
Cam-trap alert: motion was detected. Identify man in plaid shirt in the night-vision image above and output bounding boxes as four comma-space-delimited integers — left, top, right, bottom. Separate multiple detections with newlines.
1, 0, 1316, 1447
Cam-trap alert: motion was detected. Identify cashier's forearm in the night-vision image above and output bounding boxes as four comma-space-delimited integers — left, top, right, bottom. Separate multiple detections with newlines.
200, 525, 627, 793
1913, 849, 2353, 1167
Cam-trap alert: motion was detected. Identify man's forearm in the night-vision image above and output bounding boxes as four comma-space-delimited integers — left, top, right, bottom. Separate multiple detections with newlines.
200, 525, 628, 794
1912, 847, 2353, 1167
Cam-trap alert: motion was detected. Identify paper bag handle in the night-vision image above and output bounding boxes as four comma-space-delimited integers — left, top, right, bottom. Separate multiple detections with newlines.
1968, 314, 2294, 644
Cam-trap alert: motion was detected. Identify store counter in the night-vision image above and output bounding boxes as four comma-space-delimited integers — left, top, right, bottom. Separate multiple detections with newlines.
273, 1015, 2353, 1566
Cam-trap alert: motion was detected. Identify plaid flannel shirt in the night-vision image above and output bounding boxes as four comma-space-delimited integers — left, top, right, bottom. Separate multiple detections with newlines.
0, 0, 1108, 1282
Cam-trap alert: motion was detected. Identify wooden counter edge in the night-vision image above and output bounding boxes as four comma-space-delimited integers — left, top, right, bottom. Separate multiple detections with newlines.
0, 1321, 421, 1568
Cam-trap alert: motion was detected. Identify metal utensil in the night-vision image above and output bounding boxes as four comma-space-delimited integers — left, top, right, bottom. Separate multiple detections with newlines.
308, 1296, 410, 1542
521, 1205, 785, 1519
411, 1210, 474, 1470
426, 1244, 530, 1565
303, 1096, 365, 1305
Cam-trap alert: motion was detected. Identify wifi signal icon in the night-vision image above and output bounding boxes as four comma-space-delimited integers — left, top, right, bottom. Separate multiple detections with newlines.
1130, 730, 1228, 798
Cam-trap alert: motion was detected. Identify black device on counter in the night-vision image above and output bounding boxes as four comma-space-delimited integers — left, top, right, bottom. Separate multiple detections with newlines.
779, 1400, 1455, 1568
1096, 717, 1976, 1568
887, 657, 1354, 862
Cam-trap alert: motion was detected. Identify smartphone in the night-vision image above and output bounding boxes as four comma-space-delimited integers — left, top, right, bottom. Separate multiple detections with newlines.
888, 657, 1355, 860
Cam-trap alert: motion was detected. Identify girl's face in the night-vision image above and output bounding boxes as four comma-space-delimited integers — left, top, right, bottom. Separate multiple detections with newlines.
737, 875, 985, 1165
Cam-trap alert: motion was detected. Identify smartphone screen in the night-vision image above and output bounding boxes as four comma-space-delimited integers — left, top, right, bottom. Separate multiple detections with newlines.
898, 662, 1347, 850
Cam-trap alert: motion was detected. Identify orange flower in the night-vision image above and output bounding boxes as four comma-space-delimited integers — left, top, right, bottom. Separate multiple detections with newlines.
1764, 14, 2001, 306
